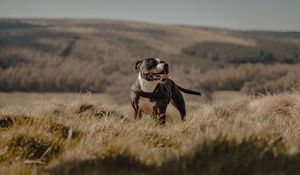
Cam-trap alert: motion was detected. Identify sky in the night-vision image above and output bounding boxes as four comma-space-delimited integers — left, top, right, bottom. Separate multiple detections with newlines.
0, 0, 299, 31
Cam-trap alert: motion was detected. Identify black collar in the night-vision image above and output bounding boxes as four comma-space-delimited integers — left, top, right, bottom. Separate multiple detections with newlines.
131, 87, 169, 99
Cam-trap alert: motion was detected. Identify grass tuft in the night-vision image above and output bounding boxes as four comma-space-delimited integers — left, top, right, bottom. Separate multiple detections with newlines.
0, 135, 61, 164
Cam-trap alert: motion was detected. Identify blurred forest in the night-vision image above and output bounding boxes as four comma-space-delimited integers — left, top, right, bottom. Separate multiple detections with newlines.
1, 19, 300, 102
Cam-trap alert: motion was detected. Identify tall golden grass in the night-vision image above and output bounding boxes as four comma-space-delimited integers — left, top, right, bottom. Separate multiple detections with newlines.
1, 92, 300, 175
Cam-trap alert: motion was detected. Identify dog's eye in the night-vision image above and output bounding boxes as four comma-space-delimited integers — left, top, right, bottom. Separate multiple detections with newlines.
146, 62, 158, 69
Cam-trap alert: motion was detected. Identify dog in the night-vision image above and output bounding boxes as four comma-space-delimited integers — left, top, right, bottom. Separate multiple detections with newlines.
130, 57, 201, 124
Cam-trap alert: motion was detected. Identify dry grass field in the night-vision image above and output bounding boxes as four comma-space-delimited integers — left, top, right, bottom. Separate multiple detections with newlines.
1, 18, 300, 175
1, 92, 300, 175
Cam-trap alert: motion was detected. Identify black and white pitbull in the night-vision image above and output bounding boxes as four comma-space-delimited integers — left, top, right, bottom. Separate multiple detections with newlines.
130, 57, 201, 124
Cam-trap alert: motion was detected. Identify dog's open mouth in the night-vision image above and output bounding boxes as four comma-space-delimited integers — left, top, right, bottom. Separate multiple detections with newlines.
146, 70, 169, 80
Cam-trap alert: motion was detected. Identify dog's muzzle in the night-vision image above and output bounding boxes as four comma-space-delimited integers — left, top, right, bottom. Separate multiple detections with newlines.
144, 64, 169, 81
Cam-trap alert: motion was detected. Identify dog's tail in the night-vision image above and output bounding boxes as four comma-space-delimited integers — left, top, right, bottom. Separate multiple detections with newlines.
176, 85, 202, 96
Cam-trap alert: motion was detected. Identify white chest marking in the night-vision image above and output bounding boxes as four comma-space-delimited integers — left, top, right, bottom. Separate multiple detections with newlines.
138, 73, 158, 93
138, 73, 159, 114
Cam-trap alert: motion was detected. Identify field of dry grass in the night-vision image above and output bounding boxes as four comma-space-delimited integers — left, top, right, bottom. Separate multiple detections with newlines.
1, 18, 300, 175
1, 92, 300, 175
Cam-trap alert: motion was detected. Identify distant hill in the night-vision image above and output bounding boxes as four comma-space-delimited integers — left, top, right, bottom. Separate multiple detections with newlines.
0, 19, 300, 102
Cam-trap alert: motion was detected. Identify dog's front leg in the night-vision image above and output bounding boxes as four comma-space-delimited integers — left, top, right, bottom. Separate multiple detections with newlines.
153, 106, 167, 125
131, 99, 142, 120
135, 107, 142, 119
157, 113, 166, 125
151, 113, 165, 125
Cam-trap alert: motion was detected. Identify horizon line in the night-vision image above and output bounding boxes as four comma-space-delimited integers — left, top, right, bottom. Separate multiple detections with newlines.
0, 16, 299, 33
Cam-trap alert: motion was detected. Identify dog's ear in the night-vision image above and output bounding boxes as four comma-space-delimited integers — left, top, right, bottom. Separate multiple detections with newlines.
135, 60, 142, 70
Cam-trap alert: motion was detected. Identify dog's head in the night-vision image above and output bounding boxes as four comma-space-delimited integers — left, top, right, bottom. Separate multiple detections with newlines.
135, 58, 169, 81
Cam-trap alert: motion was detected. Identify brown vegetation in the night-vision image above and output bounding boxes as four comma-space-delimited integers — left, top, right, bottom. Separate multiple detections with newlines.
199, 63, 300, 93
0, 92, 300, 174
1, 19, 300, 103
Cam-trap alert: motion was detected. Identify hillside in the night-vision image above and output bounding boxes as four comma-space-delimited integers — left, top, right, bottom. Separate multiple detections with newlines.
1, 19, 300, 102
1, 92, 300, 175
